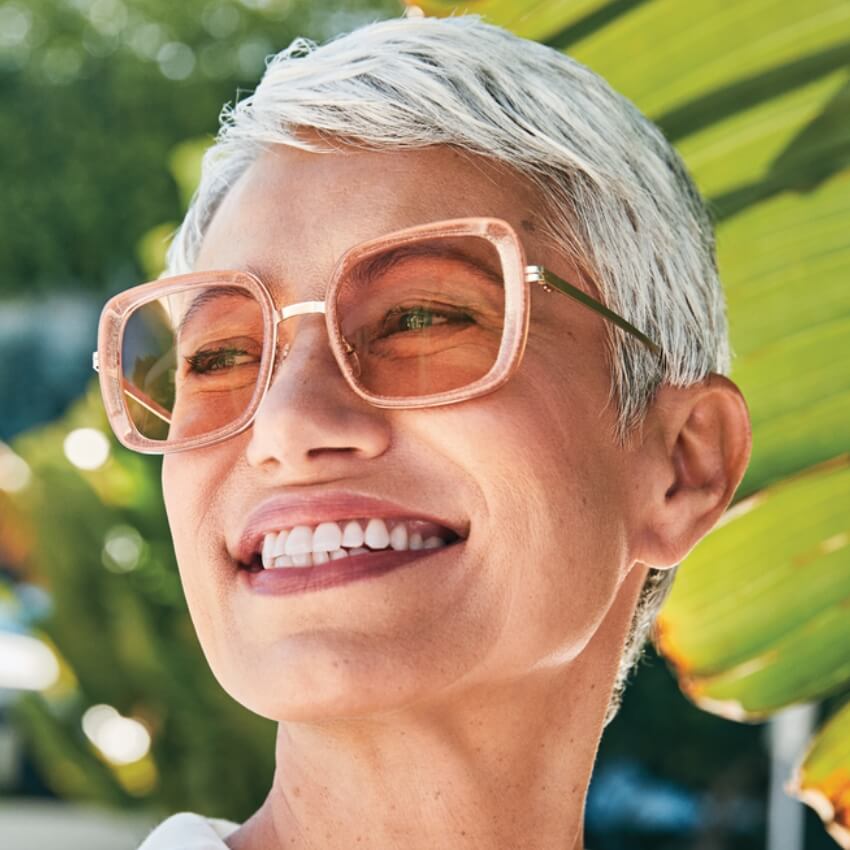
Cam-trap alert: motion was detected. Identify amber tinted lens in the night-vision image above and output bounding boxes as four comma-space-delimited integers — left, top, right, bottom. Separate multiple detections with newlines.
120, 284, 265, 442
335, 235, 506, 398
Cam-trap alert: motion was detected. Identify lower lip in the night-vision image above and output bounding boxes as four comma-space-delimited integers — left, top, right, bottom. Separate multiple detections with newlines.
238, 541, 464, 597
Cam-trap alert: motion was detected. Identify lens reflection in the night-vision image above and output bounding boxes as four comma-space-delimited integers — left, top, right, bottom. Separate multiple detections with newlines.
335, 235, 506, 398
119, 234, 509, 446
121, 285, 264, 441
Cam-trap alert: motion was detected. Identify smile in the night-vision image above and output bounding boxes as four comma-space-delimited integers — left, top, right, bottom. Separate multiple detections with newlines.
248, 517, 460, 569
239, 532, 466, 595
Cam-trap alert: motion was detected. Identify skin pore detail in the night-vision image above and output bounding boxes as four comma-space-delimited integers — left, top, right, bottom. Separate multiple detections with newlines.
160, 142, 750, 850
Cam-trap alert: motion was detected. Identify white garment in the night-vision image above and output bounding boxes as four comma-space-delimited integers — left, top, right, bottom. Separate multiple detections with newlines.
136, 812, 241, 849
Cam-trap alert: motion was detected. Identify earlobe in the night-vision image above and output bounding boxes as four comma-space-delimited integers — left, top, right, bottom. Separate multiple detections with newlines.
634, 373, 752, 569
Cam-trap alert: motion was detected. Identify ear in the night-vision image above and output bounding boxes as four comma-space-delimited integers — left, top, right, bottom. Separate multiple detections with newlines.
631, 373, 753, 569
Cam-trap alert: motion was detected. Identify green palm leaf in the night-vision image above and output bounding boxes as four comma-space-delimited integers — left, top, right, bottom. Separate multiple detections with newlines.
791, 695, 850, 848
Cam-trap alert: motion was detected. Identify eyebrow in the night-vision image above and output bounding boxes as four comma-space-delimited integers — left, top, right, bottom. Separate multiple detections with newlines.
350, 243, 505, 291
176, 245, 504, 332
176, 285, 256, 337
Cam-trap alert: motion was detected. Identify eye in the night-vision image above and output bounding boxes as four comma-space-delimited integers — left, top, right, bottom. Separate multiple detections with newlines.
378, 305, 473, 337
185, 347, 257, 374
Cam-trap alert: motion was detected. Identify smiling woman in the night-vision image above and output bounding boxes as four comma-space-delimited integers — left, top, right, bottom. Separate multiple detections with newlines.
98, 12, 753, 850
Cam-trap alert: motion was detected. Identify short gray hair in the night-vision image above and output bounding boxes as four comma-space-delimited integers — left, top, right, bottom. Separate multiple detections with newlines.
166, 14, 731, 727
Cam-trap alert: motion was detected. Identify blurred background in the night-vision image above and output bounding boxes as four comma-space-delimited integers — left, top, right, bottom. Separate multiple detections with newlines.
1, 1, 849, 848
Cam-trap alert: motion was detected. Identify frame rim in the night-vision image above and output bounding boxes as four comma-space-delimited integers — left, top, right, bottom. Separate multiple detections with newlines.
324, 216, 530, 410
96, 216, 534, 454
97, 269, 278, 455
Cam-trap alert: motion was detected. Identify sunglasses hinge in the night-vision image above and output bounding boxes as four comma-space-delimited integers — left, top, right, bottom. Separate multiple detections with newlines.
525, 265, 553, 293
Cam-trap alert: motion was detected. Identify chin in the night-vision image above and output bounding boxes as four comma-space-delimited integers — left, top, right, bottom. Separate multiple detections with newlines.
210, 642, 446, 723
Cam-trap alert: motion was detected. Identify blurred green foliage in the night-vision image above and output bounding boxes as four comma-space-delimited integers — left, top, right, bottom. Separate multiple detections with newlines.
7, 386, 276, 818
0, 0, 396, 297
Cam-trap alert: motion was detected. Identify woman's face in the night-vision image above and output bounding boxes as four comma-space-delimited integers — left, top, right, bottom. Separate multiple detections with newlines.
162, 143, 643, 721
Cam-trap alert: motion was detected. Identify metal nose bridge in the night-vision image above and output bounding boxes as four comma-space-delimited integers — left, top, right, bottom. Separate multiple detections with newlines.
274, 299, 360, 364
275, 301, 328, 361
278, 300, 326, 321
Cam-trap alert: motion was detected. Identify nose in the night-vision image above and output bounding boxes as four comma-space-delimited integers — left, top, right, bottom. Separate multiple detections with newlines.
244, 313, 392, 476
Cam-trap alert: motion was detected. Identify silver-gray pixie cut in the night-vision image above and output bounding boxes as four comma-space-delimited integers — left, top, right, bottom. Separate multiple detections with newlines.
165, 14, 731, 727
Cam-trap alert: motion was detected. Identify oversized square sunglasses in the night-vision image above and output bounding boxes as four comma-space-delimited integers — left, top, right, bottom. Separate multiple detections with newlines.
93, 217, 663, 454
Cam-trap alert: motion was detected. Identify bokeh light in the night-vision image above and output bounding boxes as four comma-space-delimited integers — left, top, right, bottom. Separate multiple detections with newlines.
0, 632, 60, 690
63, 427, 110, 470
0, 444, 31, 492
82, 704, 151, 765
102, 524, 144, 572
157, 41, 195, 80
0, 3, 32, 48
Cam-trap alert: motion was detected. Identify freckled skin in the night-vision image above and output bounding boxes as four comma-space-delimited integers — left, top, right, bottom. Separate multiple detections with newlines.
160, 142, 750, 850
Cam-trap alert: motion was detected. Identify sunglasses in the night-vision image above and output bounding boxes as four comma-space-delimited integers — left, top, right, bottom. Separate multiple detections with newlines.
93, 217, 663, 454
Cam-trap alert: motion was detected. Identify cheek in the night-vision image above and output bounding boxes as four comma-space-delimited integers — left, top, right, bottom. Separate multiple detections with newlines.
409, 352, 629, 666
161, 455, 207, 550
162, 441, 243, 539
161, 450, 248, 684
161, 457, 190, 551
520, 352, 630, 627
161, 455, 209, 605
161, 449, 238, 609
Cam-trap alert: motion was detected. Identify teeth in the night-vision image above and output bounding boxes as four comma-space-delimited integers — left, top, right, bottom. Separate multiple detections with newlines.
272, 531, 289, 558
290, 552, 312, 567
341, 520, 364, 548
364, 518, 390, 549
257, 518, 458, 569
262, 534, 276, 569
313, 522, 342, 552
285, 525, 313, 556
389, 523, 408, 551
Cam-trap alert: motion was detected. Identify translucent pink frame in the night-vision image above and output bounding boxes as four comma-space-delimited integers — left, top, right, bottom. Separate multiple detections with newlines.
94, 217, 663, 455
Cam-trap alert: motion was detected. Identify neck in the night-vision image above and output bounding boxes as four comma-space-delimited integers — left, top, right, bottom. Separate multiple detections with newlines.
228, 564, 648, 850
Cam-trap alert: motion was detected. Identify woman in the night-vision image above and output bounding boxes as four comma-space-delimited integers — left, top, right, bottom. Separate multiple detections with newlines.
95, 13, 751, 850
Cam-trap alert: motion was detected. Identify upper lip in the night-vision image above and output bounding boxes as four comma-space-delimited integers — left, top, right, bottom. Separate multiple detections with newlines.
231, 490, 470, 565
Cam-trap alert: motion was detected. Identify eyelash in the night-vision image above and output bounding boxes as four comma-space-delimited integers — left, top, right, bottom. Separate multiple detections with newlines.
379, 304, 473, 337
185, 347, 249, 374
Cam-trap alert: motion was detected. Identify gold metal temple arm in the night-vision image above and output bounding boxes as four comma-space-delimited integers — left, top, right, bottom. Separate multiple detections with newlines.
93, 353, 173, 425
526, 266, 664, 357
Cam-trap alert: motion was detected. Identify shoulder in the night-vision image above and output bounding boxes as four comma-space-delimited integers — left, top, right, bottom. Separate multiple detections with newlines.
136, 811, 241, 850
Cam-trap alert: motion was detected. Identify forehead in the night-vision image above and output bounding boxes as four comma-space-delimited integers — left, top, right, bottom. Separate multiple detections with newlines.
187, 142, 612, 417
193, 143, 549, 296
